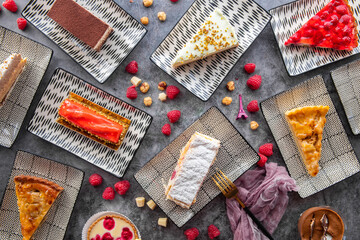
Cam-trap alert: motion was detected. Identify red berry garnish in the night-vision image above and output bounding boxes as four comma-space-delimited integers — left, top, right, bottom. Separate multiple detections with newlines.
103, 217, 115, 231
246, 75, 262, 90
244, 63, 256, 74
161, 123, 171, 136
102, 187, 115, 200
2, 0, 17, 12
208, 224, 220, 239
247, 100, 259, 113
167, 110, 181, 123
101, 232, 114, 240
125, 60, 138, 74
184, 227, 199, 240
257, 153, 268, 167
17, 18, 27, 30
166, 85, 180, 99
259, 143, 273, 157
126, 85, 138, 99
89, 173, 103, 187
114, 180, 130, 195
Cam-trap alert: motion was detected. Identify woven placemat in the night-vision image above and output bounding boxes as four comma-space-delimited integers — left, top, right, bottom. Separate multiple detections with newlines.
331, 58, 360, 135
261, 75, 360, 198
0, 151, 84, 240
135, 107, 259, 227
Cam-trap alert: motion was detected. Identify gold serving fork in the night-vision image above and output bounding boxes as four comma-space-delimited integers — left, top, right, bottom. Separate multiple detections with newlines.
212, 169, 274, 240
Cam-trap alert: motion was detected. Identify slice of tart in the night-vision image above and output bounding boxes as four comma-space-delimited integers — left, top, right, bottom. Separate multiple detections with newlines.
285, 106, 329, 177
0, 53, 27, 107
171, 8, 239, 68
165, 132, 220, 209
87, 215, 139, 240
57, 92, 131, 150
14, 175, 63, 240
285, 0, 358, 51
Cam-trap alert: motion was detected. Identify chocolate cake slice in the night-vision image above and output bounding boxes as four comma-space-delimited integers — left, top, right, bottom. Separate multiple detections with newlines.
47, 0, 113, 52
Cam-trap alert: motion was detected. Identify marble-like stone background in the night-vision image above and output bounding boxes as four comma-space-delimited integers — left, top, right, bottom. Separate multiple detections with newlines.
1, 0, 360, 239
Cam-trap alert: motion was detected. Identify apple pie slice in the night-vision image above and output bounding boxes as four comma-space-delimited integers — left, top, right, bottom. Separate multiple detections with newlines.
14, 175, 63, 240
285, 106, 329, 177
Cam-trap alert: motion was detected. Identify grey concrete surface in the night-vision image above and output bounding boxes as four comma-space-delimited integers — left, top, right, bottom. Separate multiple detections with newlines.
1, 0, 360, 239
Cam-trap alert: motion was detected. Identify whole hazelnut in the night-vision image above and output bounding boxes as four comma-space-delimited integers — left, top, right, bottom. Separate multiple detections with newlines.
144, 97, 152, 107
158, 12, 166, 22
140, 82, 150, 93
143, 0, 153, 7
250, 121, 259, 130
222, 97, 232, 106
158, 93, 167, 102
226, 81, 235, 91
141, 17, 149, 25
158, 81, 167, 91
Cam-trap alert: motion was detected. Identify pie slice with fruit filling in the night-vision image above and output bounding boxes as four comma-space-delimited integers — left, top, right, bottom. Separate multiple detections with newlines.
285, 106, 329, 177
14, 175, 63, 240
285, 0, 358, 51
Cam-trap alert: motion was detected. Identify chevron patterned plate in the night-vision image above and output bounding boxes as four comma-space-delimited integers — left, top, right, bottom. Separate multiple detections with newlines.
22, 0, 147, 83
270, 0, 360, 76
28, 68, 152, 177
150, 0, 271, 101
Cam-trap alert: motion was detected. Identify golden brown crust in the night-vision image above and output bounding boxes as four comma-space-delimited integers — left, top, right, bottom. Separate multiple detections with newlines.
87, 215, 139, 240
14, 175, 63, 240
285, 106, 329, 177
344, 0, 359, 48
57, 92, 131, 150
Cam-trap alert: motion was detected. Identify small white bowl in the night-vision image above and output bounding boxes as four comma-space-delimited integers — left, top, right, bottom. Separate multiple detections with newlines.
82, 211, 141, 240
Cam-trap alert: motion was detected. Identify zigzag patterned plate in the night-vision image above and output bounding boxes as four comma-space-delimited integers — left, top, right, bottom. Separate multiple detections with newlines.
150, 0, 271, 101
28, 68, 152, 177
0, 26, 52, 148
270, 0, 360, 76
22, 0, 147, 83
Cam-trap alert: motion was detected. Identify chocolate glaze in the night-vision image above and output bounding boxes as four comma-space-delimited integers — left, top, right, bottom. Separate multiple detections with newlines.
47, 0, 113, 51
298, 207, 344, 240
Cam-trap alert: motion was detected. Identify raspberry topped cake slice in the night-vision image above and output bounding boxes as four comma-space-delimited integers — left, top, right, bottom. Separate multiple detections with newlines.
171, 8, 238, 68
165, 132, 220, 209
285, 0, 358, 51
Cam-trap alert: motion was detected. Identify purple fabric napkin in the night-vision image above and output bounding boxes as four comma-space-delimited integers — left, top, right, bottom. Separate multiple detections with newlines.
226, 162, 298, 240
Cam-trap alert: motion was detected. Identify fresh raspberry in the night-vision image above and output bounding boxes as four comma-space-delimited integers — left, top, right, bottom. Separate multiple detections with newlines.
102, 187, 115, 200
244, 63, 256, 74
126, 85, 138, 99
17, 18, 27, 30
184, 227, 199, 240
208, 225, 220, 239
257, 153, 268, 167
167, 110, 181, 123
161, 123, 171, 136
88, 173, 103, 187
91, 234, 101, 240
247, 100, 259, 113
166, 85, 180, 99
101, 232, 114, 240
246, 75, 262, 90
114, 180, 130, 195
259, 143, 273, 157
125, 60, 138, 74
170, 0, 178, 2
2, 0, 17, 12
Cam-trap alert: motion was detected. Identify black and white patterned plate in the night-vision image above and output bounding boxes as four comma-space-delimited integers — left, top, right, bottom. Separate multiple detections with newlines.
331, 58, 360, 135
134, 107, 259, 227
270, 0, 360, 76
0, 151, 84, 240
150, 0, 271, 101
22, 0, 147, 83
0, 26, 52, 148
28, 68, 152, 177
261, 75, 360, 198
